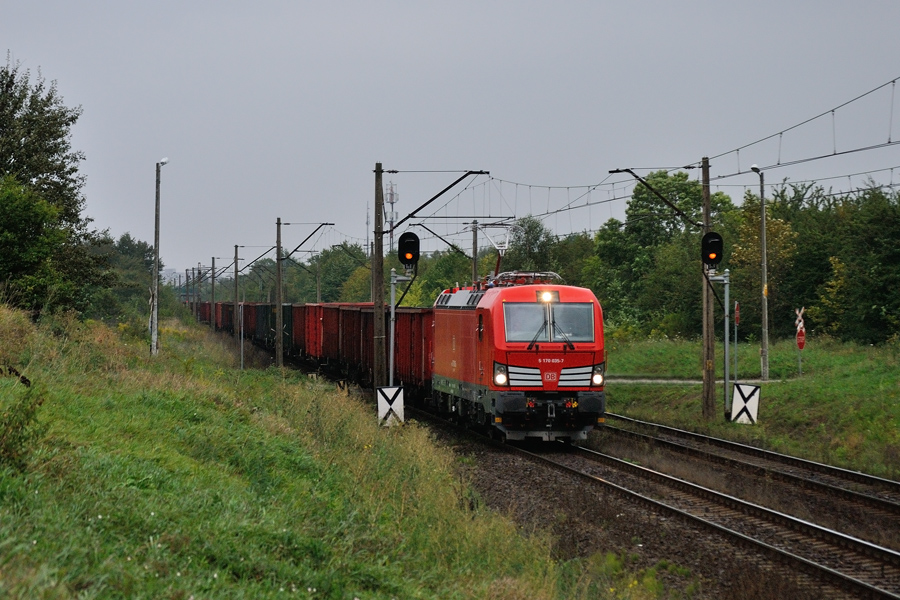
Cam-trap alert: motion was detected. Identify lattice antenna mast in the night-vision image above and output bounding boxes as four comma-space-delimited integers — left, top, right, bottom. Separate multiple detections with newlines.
386, 182, 399, 251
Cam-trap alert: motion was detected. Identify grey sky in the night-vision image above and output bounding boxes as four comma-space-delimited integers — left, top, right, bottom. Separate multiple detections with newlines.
5, 1, 900, 274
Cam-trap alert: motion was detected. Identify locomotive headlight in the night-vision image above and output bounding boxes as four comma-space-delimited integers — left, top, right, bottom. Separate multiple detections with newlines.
536, 290, 559, 303
592, 362, 606, 386
493, 363, 509, 386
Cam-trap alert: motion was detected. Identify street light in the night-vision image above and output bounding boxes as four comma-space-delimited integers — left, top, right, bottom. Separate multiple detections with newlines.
151, 157, 168, 356
751, 164, 769, 380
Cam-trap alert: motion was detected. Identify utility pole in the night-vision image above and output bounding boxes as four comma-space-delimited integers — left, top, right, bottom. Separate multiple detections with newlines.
233, 245, 239, 337
316, 256, 321, 303
471, 220, 478, 285
210, 256, 216, 330
276, 218, 283, 367
610, 164, 715, 417
751, 165, 769, 381
701, 157, 716, 421
373, 163, 386, 388
197, 263, 202, 319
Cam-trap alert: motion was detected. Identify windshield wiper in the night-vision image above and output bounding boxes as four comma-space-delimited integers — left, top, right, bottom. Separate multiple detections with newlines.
552, 322, 575, 350
527, 319, 548, 350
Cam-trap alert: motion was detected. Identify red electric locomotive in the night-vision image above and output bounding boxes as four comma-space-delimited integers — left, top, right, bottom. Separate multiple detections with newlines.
430, 272, 606, 442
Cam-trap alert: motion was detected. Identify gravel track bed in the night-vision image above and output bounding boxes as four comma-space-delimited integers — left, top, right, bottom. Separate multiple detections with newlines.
554, 447, 900, 596
429, 422, 836, 599
592, 426, 900, 552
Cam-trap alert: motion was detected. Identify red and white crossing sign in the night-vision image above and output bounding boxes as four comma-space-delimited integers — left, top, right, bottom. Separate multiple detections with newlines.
796, 329, 806, 350
735, 302, 740, 325
795, 307, 806, 351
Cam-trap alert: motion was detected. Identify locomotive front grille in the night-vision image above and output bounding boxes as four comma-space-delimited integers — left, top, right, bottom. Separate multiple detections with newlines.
507, 365, 542, 387
557, 365, 593, 387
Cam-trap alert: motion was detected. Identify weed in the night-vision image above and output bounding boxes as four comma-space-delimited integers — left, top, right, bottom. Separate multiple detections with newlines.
0, 384, 46, 471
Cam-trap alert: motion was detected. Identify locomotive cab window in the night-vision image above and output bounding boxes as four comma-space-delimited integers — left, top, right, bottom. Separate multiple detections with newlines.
503, 302, 594, 344
551, 303, 594, 342
504, 303, 548, 343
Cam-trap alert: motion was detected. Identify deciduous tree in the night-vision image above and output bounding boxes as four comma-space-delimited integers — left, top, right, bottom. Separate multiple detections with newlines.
0, 58, 111, 314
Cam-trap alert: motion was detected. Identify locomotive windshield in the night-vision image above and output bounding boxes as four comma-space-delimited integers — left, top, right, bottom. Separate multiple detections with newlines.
504, 302, 594, 343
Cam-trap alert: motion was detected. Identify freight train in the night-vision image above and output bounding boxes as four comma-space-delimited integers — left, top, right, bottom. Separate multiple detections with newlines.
193, 271, 605, 442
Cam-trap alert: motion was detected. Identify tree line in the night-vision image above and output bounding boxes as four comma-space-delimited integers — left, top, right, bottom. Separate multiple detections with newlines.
215, 169, 898, 346
3, 58, 898, 345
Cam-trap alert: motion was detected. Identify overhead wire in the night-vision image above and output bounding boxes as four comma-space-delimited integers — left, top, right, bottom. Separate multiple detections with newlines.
708, 76, 900, 162
699, 75, 900, 180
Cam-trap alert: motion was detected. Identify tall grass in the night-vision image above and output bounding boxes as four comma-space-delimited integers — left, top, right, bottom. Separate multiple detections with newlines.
0, 305, 720, 600
0, 306, 561, 598
0, 305, 694, 599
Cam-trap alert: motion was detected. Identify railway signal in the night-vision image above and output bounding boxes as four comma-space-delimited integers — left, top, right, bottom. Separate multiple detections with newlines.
701, 231, 724, 267
398, 231, 420, 268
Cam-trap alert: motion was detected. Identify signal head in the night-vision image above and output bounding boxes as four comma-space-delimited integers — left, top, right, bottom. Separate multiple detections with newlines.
701, 231, 724, 267
397, 231, 420, 268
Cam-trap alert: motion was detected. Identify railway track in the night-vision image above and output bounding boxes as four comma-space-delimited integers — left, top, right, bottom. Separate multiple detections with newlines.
596, 416, 900, 553
527, 443, 900, 599
605, 413, 900, 507
411, 406, 900, 596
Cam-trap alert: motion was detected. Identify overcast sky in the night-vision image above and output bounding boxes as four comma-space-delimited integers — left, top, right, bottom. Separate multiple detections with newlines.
5, 1, 900, 275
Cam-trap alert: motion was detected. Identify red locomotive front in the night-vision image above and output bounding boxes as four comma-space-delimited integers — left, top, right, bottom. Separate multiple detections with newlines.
431, 272, 605, 442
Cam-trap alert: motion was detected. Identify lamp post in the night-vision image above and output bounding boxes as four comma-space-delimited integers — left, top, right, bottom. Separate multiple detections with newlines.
751, 165, 769, 380
151, 157, 169, 356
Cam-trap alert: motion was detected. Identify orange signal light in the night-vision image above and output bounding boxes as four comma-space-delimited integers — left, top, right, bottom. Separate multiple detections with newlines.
398, 231, 420, 267
701, 231, 723, 267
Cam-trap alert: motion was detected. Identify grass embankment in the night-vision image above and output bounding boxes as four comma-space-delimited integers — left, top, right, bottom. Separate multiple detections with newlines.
0, 307, 560, 599
0, 306, 669, 600
606, 336, 900, 478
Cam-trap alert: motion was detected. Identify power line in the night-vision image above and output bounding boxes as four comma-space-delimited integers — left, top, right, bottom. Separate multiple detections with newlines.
709, 77, 900, 162
696, 75, 900, 180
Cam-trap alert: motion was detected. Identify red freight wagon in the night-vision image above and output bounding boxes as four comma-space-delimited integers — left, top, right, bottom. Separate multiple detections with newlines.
392, 307, 432, 391
291, 304, 307, 357
358, 305, 377, 386
240, 303, 258, 342
339, 304, 367, 374
320, 304, 342, 361
215, 302, 234, 333
304, 304, 324, 359
197, 301, 211, 325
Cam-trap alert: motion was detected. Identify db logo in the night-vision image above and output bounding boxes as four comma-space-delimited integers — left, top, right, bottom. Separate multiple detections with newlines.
544, 372, 557, 382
